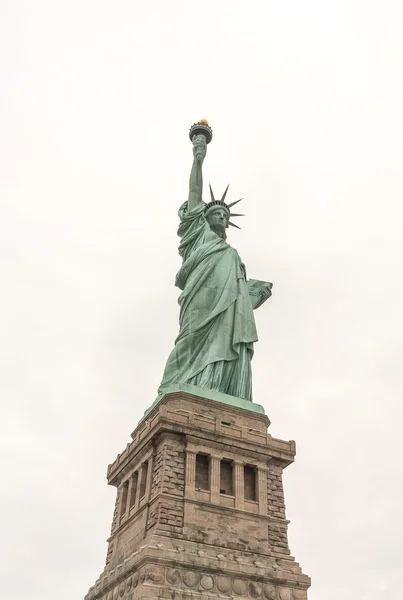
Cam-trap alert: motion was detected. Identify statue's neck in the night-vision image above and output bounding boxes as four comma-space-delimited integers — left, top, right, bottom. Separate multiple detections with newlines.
209, 225, 226, 240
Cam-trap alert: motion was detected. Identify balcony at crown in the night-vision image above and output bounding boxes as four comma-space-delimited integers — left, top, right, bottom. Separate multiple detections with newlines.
85, 389, 311, 600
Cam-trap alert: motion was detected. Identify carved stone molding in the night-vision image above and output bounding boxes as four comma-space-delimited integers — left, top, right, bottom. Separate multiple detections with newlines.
89, 565, 307, 600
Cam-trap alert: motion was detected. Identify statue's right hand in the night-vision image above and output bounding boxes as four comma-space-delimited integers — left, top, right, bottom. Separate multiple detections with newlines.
192, 134, 207, 162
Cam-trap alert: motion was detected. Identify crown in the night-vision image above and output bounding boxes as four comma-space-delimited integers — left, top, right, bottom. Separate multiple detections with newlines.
204, 184, 244, 229
189, 119, 213, 144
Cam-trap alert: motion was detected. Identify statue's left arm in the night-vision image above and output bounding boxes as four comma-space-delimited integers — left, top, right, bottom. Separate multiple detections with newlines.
247, 279, 273, 309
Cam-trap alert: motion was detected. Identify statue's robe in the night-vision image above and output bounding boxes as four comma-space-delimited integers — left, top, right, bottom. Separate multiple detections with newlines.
158, 202, 258, 401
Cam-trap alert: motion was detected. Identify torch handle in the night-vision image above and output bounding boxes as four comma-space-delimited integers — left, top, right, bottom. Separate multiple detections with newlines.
192, 133, 207, 162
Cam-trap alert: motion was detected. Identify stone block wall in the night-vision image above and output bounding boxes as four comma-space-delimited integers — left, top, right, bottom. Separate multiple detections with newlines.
110, 487, 121, 535
149, 444, 163, 501
105, 486, 121, 565
267, 461, 290, 555
158, 498, 184, 535
159, 439, 185, 498
148, 434, 185, 537
267, 462, 287, 519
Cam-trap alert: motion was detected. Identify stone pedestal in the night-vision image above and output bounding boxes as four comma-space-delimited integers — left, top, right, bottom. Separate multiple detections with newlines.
85, 389, 310, 600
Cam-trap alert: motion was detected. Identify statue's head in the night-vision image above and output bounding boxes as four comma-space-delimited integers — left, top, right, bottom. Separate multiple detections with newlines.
205, 206, 230, 239
204, 185, 244, 239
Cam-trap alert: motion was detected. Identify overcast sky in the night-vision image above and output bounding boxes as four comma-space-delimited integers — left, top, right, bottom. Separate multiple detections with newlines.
1, 1, 403, 599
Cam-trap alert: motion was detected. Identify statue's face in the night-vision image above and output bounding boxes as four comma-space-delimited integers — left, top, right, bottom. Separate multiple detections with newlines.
206, 208, 229, 236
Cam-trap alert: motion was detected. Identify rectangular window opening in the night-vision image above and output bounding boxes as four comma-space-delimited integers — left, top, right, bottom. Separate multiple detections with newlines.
244, 465, 257, 501
139, 461, 148, 499
129, 471, 138, 508
220, 459, 234, 496
195, 454, 210, 490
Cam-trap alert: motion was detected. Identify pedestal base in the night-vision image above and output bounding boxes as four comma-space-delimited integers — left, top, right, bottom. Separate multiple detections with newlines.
85, 391, 310, 600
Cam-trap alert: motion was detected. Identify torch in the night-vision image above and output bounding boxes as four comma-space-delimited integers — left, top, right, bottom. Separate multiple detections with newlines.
189, 119, 213, 160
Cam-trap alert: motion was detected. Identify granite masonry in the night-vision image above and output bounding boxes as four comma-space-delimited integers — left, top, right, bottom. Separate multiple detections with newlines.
84, 390, 310, 600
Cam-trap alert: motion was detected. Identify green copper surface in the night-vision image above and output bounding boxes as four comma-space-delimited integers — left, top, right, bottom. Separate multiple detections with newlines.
158, 127, 272, 402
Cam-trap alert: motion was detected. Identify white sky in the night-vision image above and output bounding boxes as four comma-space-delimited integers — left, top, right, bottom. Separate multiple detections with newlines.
1, 1, 403, 599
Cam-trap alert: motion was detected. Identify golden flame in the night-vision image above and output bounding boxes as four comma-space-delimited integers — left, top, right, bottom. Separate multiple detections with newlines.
198, 118, 209, 125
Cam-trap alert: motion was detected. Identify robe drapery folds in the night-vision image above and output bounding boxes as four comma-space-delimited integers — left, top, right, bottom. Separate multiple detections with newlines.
158, 201, 258, 401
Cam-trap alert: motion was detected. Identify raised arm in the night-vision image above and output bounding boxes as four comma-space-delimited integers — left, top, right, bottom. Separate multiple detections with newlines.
188, 134, 207, 211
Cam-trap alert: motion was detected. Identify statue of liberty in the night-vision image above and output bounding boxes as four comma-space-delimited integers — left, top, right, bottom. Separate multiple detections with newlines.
158, 121, 272, 401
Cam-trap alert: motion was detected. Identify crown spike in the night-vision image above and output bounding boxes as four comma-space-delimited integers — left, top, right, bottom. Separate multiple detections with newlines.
229, 213, 245, 217
209, 184, 215, 202
221, 184, 230, 202
229, 221, 241, 229
227, 198, 243, 209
